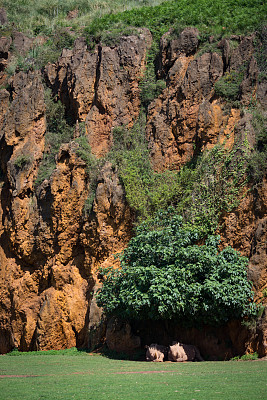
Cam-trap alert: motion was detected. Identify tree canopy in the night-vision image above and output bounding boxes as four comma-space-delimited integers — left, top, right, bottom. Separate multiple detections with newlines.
96, 211, 257, 326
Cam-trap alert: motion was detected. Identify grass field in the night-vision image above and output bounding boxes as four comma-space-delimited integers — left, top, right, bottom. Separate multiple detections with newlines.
0, 349, 266, 399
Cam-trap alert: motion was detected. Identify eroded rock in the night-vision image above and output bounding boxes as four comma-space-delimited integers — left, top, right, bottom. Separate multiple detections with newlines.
147, 30, 261, 172
81, 161, 134, 277
46, 30, 152, 157
147, 51, 225, 171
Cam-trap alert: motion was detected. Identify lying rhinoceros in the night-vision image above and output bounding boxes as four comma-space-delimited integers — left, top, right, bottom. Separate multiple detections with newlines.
168, 341, 204, 362
145, 343, 168, 362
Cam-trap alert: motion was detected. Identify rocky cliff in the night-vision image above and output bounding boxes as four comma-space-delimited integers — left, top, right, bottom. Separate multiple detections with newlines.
0, 26, 266, 358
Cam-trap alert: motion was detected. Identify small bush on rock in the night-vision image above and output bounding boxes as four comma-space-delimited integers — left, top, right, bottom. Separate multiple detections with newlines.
214, 70, 244, 102
14, 154, 31, 169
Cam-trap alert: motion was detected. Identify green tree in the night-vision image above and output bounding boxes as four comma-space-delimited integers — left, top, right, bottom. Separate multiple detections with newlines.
96, 210, 257, 326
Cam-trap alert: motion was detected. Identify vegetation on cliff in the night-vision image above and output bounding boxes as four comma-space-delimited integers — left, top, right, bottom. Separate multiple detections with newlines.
108, 114, 253, 234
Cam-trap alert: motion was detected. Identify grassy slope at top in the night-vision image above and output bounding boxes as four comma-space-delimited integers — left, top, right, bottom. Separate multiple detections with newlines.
0, 351, 267, 400
1, 0, 266, 39
85, 0, 267, 41
0, 0, 168, 35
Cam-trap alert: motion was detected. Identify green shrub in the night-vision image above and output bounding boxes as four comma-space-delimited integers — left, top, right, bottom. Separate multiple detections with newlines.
138, 38, 166, 111
29, 28, 75, 71
254, 25, 267, 81
6, 55, 19, 77
14, 154, 31, 169
230, 355, 241, 361
230, 353, 259, 361
197, 37, 222, 57
214, 70, 244, 102
2, 1, 167, 38
240, 352, 259, 361
140, 78, 165, 109
4, 1, 266, 84
108, 116, 152, 219
96, 211, 258, 325
5, 26, 76, 76
256, 304, 266, 319
6, 53, 39, 77
3, 0, 266, 51
98, 24, 140, 47
75, 135, 98, 174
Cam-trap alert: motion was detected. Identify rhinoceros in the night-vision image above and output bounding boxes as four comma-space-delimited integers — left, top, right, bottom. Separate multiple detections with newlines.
168, 341, 204, 362
145, 343, 168, 362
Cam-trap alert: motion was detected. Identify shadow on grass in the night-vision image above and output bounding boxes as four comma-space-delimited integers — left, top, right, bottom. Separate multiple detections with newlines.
7, 346, 146, 361
77, 345, 146, 361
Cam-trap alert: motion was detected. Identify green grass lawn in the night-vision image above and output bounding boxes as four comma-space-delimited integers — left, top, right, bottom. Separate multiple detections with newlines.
0, 349, 266, 399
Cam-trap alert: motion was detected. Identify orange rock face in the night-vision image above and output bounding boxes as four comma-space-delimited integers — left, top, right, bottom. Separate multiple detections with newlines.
219, 178, 267, 356
0, 71, 86, 352
46, 30, 152, 157
0, 28, 266, 357
0, 33, 139, 352
146, 31, 260, 172
81, 162, 134, 279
